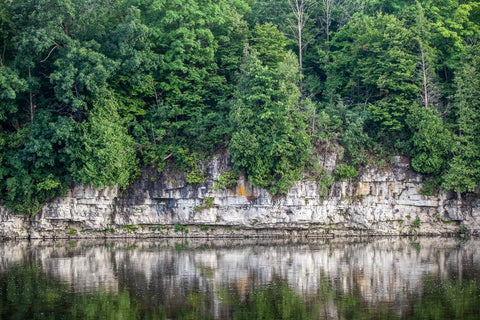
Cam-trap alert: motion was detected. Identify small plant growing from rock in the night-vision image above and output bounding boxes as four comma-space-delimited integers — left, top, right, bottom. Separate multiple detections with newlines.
420, 177, 441, 196
411, 217, 421, 228
123, 225, 138, 233
212, 171, 239, 190
333, 164, 358, 181
174, 224, 188, 234
194, 197, 215, 212
204, 197, 214, 208
317, 169, 333, 198
459, 225, 469, 235
186, 167, 206, 184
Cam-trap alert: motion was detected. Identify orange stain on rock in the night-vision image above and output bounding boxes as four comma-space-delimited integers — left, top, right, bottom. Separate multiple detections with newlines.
237, 184, 246, 196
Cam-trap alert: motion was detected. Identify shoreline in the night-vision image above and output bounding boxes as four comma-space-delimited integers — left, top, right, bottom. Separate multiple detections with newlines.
1, 224, 474, 241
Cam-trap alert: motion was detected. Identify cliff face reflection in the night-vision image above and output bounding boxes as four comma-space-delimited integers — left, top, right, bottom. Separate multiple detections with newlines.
0, 238, 479, 319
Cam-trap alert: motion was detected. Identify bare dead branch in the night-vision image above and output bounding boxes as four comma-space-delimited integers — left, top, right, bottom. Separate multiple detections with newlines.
40, 43, 59, 63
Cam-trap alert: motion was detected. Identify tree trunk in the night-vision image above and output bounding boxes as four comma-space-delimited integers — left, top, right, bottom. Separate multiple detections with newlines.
421, 47, 429, 108
28, 67, 35, 123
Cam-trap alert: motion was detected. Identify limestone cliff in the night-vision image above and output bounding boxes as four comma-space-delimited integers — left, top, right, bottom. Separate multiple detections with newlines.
0, 153, 478, 239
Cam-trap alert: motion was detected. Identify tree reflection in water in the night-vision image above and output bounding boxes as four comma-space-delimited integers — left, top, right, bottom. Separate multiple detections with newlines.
0, 265, 479, 320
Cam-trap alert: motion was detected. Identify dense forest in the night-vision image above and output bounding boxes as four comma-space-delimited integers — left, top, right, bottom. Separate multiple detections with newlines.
0, 0, 479, 214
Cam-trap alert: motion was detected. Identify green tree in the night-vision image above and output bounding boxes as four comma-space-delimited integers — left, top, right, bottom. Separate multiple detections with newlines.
407, 106, 452, 175
442, 44, 480, 196
0, 1, 142, 213
229, 36, 312, 194
142, 0, 245, 167
68, 96, 138, 188
328, 13, 419, 146
251, 23, 288, 68
0, 111, 74, 214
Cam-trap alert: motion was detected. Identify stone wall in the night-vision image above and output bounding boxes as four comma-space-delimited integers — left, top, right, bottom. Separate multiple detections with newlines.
0, 153, 478, 239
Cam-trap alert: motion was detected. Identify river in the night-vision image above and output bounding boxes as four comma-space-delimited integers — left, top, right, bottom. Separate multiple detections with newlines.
0, 237, 478, 319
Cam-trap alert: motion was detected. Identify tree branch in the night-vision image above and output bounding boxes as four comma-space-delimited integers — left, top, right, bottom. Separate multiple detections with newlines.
40, 43, 60, 63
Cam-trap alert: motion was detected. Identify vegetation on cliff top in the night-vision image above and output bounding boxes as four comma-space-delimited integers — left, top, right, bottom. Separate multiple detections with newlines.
0, 0, 479, 214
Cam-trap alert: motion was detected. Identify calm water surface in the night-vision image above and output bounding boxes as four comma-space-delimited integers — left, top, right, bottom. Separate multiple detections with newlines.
0, 237, 478, 319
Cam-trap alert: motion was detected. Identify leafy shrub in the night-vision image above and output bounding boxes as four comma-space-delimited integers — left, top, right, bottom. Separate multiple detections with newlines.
186, 167, 206, 184
317, 170, 334, 198
204, 197, 214, 208
333, 164, 358, 181
420, 177, 441, 196
194, 197, 215, 212
212, 171, 239, 190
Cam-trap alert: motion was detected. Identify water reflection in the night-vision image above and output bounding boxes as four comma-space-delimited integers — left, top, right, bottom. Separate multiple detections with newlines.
0, 238, 478, 319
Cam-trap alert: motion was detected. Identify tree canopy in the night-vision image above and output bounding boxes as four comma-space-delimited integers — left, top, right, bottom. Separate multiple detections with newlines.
0, 0, 479, 214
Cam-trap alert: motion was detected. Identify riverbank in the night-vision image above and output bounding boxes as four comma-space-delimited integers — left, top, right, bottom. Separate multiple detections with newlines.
3, 225, 474, 241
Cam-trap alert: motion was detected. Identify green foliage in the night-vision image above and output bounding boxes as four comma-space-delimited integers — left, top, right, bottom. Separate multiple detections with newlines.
333, 164, 358, 181
328, 13, 419, 145
316, 101, 373, 166
174, 224, 188, 234
340, 109, 373, 166
69, 97, 138, 188
0, 0, 479, 213
0, 265, 157, 320
212, 171, 239, 190
0, 0, 253, 214
0, 67, 27, 120
204, 197, 214, 208
229, 44, 312, 194
141, 0, 246, 164
459, 225, 469, 235
230, 281, 310, 320
317, 170, 334, 198
412, 217, 421, 228
0, 111, 72, 214
123, 225, 138, 233
412, 277, 480, 319
442, 44, 480, 195
186, 167, 207, 184
407, 106, 452, 175
104, 227, 115, 234
194, 197, 215, 212
251, 23, 287, 67
420, 177, 442, 196
1, 263, 480, 320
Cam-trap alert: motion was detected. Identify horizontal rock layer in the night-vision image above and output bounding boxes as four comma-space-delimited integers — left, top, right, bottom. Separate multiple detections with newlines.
0, 154, 479, 239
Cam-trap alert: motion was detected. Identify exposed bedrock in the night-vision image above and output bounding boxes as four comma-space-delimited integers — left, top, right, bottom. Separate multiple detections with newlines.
0, 153, 478, 238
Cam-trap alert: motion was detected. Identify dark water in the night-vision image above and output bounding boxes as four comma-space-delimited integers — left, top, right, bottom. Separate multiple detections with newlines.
0, 238, 478, 319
